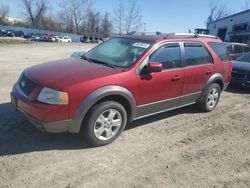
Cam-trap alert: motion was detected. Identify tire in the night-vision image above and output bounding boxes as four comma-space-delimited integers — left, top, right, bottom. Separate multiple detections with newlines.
197, 83, 221, 112
81, 101, 127, 146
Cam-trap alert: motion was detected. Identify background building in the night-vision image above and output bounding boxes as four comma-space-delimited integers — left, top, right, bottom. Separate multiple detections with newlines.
208, 9, 250, 45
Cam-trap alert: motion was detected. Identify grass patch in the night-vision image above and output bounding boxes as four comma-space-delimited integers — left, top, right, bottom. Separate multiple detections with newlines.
0, 38, 31, 45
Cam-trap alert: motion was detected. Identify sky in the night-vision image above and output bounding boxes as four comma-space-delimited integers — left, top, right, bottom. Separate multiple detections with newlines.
1, 0, 249, 32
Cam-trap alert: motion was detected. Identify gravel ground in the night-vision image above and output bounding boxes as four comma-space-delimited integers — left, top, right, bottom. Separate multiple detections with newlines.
0, 42, 249, 188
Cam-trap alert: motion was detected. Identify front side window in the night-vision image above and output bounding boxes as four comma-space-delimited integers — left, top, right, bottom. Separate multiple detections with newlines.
149, 43, 181, 69
184, 43, 205, 66
84, 38, 152, 68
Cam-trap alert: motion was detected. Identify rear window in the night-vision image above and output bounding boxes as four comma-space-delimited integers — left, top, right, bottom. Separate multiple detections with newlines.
208, 42, 230, 61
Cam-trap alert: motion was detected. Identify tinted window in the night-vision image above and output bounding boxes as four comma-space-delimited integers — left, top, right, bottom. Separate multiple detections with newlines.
237, 52, 250, 63
184, 43, 204, 66
208, 42, 230, 61
234, 45, 243, 53
204, 47, 213, 64
226, 45, 233, 53
150, 43, 181, 69
243, 46, 250, 53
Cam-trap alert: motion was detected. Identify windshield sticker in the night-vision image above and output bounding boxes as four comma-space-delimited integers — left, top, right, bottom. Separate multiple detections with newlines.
132, 42, 150, 49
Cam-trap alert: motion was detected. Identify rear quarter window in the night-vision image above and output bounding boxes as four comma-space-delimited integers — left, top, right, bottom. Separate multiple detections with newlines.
208, 42, 230, 61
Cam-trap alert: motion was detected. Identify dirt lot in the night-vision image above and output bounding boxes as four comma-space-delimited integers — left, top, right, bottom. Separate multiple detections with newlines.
0, 42, 250, 188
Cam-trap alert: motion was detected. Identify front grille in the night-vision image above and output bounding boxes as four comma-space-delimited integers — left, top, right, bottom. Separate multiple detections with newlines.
19, 74, 37, 96
231, 71, 247, 79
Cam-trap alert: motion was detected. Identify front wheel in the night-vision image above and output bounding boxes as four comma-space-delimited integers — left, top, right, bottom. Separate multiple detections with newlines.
197, 83, 221, 112
81, 101, 127, 146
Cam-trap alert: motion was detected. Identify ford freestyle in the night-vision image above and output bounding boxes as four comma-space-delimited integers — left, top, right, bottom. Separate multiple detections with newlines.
11, 33, 232, 146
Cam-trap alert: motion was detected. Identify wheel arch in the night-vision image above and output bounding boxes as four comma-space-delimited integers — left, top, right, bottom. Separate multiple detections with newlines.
68, 85, 137, 133
199, 73, 224, 102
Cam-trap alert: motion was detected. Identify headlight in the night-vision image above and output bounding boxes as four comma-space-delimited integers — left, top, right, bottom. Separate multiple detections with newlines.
37, 87, 69, 105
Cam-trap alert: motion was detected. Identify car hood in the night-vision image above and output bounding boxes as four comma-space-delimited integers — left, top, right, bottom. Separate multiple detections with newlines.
232, 60, 250, 72
24, 58, 122, 89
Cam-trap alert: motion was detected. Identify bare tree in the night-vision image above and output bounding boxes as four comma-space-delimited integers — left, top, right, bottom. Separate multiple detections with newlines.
0, 4, 9, 25
206, 2, 230, 28
113, 0, 143, 35
20, 0, 48, 28
101, 12, 112, 38
113, 0, 125, 35
124, 0, 142, 34
60, 0, 92, 34
84, 10, 100, 36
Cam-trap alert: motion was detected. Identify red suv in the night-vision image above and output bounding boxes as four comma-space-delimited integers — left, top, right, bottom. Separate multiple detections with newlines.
11, 33, 232, 146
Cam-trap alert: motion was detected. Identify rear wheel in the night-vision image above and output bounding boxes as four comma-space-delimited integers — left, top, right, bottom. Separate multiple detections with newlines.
81, 101, 127, 146
197, 83, 221, 112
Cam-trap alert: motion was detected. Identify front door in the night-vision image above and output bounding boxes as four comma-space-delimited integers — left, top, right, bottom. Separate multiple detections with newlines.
135, 43, 184, 118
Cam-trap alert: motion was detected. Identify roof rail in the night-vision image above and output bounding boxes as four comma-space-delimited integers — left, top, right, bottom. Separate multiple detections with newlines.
126, 31, 165, 36
165, 33, 218, 39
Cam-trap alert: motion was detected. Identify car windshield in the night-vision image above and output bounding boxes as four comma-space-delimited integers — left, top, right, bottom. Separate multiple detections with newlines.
83, 37, 152, 68
237, 52, 250, 63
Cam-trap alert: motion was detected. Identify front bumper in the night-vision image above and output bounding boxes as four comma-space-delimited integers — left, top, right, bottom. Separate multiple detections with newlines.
18, 105, 71, 133
11, 83, 72, 133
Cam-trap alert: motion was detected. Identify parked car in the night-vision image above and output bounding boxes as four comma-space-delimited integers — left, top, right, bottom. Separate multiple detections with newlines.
24, 33, 36, 39
52, 35, 60, 42
80, 36, 103, 43
14, 31, 24, 37
0, 28, 7, 37
231, 52, 250, 88
224, 42, 250, 60
58, 36, 72, 42
11, 33, 232, 146
6, 30, 15, 37
70, 49, 91, 59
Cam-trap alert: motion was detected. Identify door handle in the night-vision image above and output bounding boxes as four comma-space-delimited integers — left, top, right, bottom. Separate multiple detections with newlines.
171, 75, 181, 81
206, 70, 212, 75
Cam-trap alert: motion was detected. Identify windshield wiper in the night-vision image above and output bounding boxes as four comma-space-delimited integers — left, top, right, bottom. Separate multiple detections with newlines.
93, 60, 117, 69
81, 55, 116, 69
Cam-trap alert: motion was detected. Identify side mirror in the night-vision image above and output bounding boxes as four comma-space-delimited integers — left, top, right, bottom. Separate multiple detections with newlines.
148, 62, 163, 73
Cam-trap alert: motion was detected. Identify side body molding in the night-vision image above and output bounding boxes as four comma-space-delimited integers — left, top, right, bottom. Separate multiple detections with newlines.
68, 85, 137, 133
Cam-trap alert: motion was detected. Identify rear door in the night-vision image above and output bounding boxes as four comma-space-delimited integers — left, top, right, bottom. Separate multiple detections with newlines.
182, 42, 215, 97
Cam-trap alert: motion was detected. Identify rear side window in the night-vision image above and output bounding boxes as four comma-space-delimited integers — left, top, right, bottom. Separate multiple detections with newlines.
184, 43, 210, 66
208, 42, 230, 61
